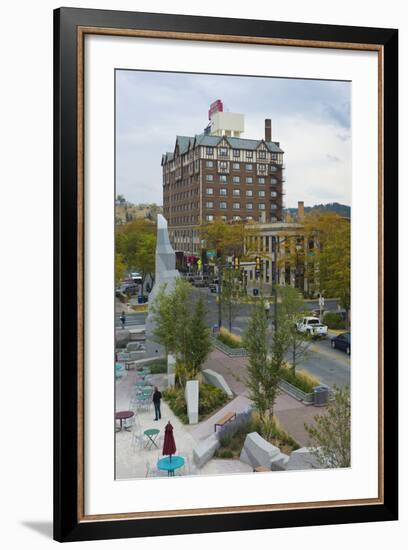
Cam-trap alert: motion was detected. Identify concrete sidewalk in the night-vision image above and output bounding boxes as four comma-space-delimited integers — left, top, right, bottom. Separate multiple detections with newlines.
203, 349, 319, 447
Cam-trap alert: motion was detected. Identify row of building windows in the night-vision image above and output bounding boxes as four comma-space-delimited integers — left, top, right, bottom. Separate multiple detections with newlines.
204, 202, 278, 211
206, 147, 279, 161
205, 175, 279, 184
206, 188, 278, 198
205, 215, 279, 222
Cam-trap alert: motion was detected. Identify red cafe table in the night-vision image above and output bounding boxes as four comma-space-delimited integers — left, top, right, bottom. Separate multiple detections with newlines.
115, 410, 134, 432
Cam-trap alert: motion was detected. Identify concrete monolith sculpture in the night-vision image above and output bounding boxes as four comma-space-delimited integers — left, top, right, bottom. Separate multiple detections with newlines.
145, 215, 180, 366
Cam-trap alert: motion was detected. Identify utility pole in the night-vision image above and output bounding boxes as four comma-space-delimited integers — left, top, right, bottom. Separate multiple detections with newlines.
272, 236, 278, 333
217, 255, 223, 330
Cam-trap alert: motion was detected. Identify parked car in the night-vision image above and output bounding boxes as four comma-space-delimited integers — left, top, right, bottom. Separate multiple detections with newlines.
296, 316, 328, 338
130, 272, 143, 284
331, 332, 351, 355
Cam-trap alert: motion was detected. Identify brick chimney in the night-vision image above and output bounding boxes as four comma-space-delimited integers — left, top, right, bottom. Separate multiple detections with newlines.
265, 119, 271, 142
298, 201, 305, 221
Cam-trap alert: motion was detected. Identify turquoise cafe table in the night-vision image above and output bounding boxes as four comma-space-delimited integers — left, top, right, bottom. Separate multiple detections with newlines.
157, 455, 185, 477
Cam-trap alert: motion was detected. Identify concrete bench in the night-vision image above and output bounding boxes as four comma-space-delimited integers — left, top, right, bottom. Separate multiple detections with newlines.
214, 411, 236, 432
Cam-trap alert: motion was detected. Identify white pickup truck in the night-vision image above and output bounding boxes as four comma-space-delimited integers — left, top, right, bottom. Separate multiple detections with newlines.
296, 317, 328, 338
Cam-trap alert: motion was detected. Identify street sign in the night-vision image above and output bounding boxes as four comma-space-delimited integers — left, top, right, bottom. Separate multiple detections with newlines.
207, 250, 216, 258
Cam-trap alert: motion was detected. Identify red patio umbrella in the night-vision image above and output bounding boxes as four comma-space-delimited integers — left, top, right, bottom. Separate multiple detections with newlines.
163, 421, 176, 461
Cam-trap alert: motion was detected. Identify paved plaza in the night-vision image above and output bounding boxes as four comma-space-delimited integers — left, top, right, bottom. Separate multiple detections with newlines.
115, 346, 321, 479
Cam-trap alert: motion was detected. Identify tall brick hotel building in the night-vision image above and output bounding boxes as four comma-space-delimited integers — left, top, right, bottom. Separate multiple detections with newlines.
162, 100, 285, 255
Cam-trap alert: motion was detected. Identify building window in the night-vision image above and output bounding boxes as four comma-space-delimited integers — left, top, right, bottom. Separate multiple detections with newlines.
206, 201, 214, 208
219, 174, 227, 183
206, 174, 214, 182
246, 190, 253, 197
206, 160, 214, 168
233, 149, 240, 157
233, 202, 240, 209
232, 162, 240, 170
232, 176, 240, 183
270, 165, 278, 172
258, 190, 265, 197
271, 191, 277, 197
220, 202, 227, 209
219, 147, 228, 157
258, 177, 265, 184
219, 161, 228, 172
271, 204, 277, 210
258, 150, 266, 159
259, 203, 265, 210
194, 160, 200, 172
271, 177, 278, 184
233, 216, 241, 221
271, 216, 278, 222
220, 188, 227, 196
271, 153, 278, 160
206, 215, 214, 221
221, 215, 227, 221
246, 177, 253, 184
206, 147, 214, 155
206, 188, 214, 195
233, 189, 240, 197
246, 151, 253, 159
247, 203, 253, 210
246, 216, 253, 221
245, 163, 253, 171
257, 164, 267, 174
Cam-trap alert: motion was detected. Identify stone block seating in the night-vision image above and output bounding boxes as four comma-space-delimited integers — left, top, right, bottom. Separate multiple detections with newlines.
240, 432, 281, 470
286, 447, 323, 470
202, 369, 233, 398
126, 341, 145, 352
193, 434, 220, 468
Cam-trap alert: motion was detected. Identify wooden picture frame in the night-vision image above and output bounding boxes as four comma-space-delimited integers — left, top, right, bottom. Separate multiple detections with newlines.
54, 7, 398, 542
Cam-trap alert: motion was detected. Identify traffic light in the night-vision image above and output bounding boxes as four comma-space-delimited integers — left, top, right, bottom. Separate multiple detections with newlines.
255, 256, 262, 279
233, 255, 240, 271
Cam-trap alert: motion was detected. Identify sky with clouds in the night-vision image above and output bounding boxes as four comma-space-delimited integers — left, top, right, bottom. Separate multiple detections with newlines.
116, 70, 351, 208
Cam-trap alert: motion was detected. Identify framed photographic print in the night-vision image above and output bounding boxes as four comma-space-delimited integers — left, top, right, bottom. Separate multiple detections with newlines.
54, 7, 398, 542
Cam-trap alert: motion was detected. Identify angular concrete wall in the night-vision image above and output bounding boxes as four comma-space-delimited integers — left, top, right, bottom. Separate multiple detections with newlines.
202, 369, 233, 398
240, 432, 281, 470
185, 379, 199, 424
193, 434, 220, 468
286, 447, 324, 470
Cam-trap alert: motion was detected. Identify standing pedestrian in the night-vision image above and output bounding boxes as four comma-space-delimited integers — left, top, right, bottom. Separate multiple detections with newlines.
119, 310, 126, 329
152, 386, 162, 421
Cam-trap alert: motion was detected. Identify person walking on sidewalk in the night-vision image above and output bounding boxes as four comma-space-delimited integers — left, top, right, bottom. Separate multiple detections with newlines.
119, 311, 126, 329
152, 387, 162, 421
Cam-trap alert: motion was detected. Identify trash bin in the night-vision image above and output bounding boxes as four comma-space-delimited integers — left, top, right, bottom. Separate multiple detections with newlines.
314, 385, 329, 406
253, 288, 259, 296
137, 295, 143, 304
212, 324, 219, 335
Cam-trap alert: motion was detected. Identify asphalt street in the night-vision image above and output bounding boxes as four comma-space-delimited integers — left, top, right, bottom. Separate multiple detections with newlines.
115, 289, 350, 388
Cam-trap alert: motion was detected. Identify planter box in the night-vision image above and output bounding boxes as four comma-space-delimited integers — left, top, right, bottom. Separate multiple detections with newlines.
211, 337, 248, 357
278, 379, 315, 405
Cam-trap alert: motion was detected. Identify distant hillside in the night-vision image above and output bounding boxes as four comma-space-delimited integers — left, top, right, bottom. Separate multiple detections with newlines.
285, 202, 350, 219
115, 202, 163, 224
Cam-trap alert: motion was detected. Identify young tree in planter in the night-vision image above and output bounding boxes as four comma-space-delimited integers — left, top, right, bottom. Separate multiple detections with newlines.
304, 385, 351, 468
185, 295, 213, 378
150, 283, 176, 356
244, 300, 281, 439
151, 279, 212, 383
277, 286, 312, 375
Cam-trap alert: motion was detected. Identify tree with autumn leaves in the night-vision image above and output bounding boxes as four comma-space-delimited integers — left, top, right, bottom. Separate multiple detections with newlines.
305, 211, 350, 323
199, 219, 259, 259
115, 218, 156, 285
283, 211, 350, 324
